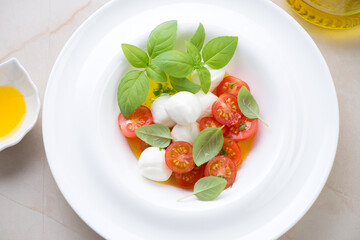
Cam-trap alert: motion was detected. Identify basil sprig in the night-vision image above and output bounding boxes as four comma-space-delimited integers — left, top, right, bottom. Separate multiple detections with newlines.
118, 21, 239, 118
118, 20, 177, 118
237, 86, 268, 126
135, 124, 172, 148
178, 176, 227, 201
192, 127, 224, 166
155, 25, 238, 94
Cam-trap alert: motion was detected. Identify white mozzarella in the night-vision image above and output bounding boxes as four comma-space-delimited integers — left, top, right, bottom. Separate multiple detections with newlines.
138, 147, 172, 181
151, 95, 176, 128
195, 91, 218, 119
165, 91, 201, 125
171, 123, 199, 144
191, 66, 225, 92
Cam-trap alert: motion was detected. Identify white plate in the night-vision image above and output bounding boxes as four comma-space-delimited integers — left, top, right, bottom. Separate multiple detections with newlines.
43, 0, 339, 239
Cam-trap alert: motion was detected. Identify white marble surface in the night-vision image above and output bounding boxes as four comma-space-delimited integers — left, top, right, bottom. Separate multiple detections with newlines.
0, 0, 359, 239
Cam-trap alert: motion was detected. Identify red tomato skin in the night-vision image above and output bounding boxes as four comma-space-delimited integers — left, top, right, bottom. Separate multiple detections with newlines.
217, 76, 250, 97
224, 117, 258, 141
220, 138, 242, 167
118, 106, 153, 138
165, 141, 195, 173
212, 93, 242, 126
199, 117, 226, 134
204, 156, 237, 189
174, 165, 205, 188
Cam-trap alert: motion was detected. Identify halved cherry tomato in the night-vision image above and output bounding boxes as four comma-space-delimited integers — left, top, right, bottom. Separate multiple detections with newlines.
224, 117, 258, 141
199, 117, 226, 134
118, 106, 153, 138
165, 141, 195, 173
219, 138, 242, 167
212, 93, 242, 126
174, 165, 205, 188
204, 155, 237, 189
140, 140, 151, 152
217, 76, 250, 97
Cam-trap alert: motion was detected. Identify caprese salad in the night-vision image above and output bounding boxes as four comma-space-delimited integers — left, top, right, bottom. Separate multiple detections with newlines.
117, 21, 266, 201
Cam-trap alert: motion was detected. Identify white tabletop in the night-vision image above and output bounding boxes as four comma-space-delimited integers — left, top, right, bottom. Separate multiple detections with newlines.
0, 0, 359, 239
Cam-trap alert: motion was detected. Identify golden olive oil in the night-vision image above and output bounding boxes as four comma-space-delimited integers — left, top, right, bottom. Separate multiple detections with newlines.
287, 0, 360, 29
0, 86, 26, 141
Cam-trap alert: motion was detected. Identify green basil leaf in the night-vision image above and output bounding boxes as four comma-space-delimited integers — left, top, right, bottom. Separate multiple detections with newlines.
117, 70, 149, 118
197, 66, 211, 93
185, 40, 201, 64
121, 44, 149, 68
153, 50, 194, 78
178, 176, 227, 201
237, 86, 268, 126
192, 127, 224, 166
202, 36, 238, 69
147, 20, 177, 58
146, 62, 167, 82
191, 23, 205, 51
169, 76, 201, 94
135, 124, 172, 148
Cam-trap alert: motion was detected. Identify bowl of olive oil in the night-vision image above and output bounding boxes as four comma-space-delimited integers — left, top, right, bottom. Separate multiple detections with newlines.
287, 0, 360, 29
0, 58, 40, 151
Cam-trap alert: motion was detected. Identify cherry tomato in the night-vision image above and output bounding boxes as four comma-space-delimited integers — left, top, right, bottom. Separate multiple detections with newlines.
174, 165, 205, 188
212, 93, 242, 126
204, 156, 237, 189
199, 117, 226, 134
118, 106, 153, 138
165, 141, 195, 173
217, 76, 250, 96
224, 117, 258, 141
219, 138, 242, 167
140, 140, 151, 152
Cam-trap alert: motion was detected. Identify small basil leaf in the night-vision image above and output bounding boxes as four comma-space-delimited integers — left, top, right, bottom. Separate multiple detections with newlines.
146, 63, 167, 82
135, 124, 172, 148
185, 41, 201, 64
193, 127, 224, 166
153, 50, 194, 78
178, 176, 227, 201
197, 66, 211, 93
237, 86, 268, 126
121, 44, 149, 68
191, 23, 205, 51
169, 76, 201, 94
202, 36, 238, 69
147, 20, 177, 58
117, 70, 149, 118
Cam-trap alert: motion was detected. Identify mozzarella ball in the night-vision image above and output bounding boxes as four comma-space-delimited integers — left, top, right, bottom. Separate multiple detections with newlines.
191, 66, 225, 92
165, 91, 201, 125
171, 123, 200, 144
138, 147, 172, 181
195, 91, 218, 119
151, 95, 176, 128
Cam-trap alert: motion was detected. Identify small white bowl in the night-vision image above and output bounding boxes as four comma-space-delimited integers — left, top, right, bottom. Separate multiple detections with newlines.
0, 58, 40, 151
